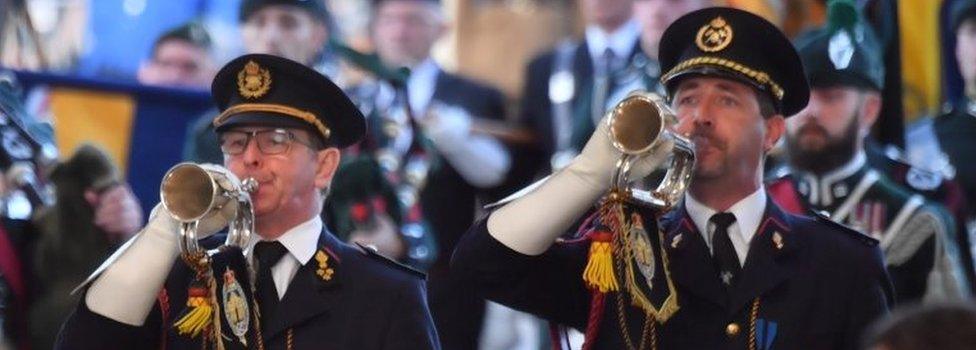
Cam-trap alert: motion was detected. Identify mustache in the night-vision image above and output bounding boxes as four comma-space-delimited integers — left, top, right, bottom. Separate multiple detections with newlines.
689, 129, 726, 150
795, 120, 828, 137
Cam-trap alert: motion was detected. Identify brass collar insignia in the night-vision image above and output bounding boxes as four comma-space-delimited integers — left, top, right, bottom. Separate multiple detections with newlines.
315, 250, 335, 282
238, 60, 272, 99
670, 233, 683, 249
772, 231, 784, 250
696, 17, 733, 53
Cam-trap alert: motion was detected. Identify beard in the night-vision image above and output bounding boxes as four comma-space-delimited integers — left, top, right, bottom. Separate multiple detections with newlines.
785, 113, 859, 176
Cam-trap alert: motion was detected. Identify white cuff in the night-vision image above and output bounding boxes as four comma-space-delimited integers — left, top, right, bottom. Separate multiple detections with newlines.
85, 210, 179, 326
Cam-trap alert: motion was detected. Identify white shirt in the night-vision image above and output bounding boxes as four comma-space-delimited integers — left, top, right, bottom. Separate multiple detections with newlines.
246, 216, 322, 299
684, 188, 767, 266
584, 19, 640, 72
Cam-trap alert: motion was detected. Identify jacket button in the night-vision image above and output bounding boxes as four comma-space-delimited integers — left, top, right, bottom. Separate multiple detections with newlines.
726, 323, 740, 337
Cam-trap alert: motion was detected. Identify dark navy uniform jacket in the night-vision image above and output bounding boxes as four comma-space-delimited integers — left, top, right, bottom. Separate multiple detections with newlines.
55, 230, 440, 349
452, 198, 893, 350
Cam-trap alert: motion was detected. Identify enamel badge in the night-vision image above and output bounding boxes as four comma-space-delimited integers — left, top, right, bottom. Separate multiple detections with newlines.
629, 213, 656, 290
221, 268, 250, 345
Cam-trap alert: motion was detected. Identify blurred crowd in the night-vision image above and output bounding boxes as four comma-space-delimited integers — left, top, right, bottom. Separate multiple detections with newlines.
1, 0, 976, 349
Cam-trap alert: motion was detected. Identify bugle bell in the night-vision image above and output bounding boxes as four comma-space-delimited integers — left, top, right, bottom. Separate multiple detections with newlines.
606, 91, 694, 210
160, 163, 258, 258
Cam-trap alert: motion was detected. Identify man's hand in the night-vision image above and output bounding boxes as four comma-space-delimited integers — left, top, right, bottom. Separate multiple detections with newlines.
85, 184, 143, 242
348, 214, 406, 259
421, 103, 472, 149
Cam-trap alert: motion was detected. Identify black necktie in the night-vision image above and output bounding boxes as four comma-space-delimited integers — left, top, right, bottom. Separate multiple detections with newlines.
254, 241, 288, 327
710, 213, 740, 288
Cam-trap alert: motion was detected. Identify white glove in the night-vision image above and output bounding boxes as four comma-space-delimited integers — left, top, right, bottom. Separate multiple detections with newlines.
85, 163, 244, 326
567, 117, 674, 192
421, 103, 512, 188
422, 103, 472, 149
84, 203, 180, 325
488, 116, 673, 255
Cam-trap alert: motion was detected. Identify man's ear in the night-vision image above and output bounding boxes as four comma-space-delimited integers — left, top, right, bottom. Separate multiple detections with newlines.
859, 92, 882, 132
313, 21, 330, 49
763, 115, 785, 153
314, 147, 341, 190
136, 61, 154, 83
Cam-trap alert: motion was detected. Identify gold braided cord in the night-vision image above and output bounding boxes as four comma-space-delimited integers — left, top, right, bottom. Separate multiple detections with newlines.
287, 328, 295, 350
252, 300, 266, 350
749, 297, 761, 350
213, 103, 331, 141
251, 300, 294, 350
648, 319, 658, 350
614, 291, 659, 350
660, 56, 785, 101
210, 276, 226, 350
613, 234, 659, 350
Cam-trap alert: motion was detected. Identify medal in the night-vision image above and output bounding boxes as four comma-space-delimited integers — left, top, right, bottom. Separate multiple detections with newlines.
222, 267, 250, 346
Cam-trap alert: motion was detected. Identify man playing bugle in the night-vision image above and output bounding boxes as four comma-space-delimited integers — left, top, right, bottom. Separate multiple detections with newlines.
56, 54, 439, 349
452, 7, 892, 349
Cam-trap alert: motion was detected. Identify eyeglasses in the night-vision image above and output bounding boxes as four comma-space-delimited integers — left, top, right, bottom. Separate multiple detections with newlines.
219, 129, 317, 155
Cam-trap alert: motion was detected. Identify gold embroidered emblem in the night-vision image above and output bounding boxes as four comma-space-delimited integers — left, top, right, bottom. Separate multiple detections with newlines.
315, 250, 335, 281
695, 17, 733, 53
773, 231, 784, 250
237, 60, 272, 99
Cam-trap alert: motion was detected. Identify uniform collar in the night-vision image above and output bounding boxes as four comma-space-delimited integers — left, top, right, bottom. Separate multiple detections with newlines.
248, 215, 322, 265
662, 196, 796, 313
796, 151, 867, 208
684, 187, 767, 250
585, 19, 640, 66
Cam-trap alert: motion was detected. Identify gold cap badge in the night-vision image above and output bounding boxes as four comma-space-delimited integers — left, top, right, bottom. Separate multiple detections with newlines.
696, 17, 733, 53
237, 60, 272, 99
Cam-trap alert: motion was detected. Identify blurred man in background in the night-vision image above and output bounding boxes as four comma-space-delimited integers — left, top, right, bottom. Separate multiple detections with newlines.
632, 0, 710, 89
933, 0, 976, 229
349, 0, 509, 347
769, 0, 970, 303
137, 22, 217, 89
515, 0, 639, 183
